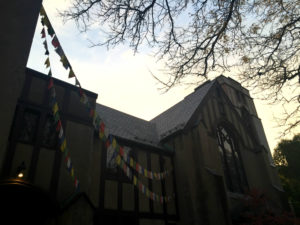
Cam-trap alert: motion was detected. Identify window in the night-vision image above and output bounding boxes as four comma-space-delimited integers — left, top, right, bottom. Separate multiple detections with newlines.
106, 144, 132, 176
18, 110, 39, 143
42, 115, 57, 148
217, 125, 247, 193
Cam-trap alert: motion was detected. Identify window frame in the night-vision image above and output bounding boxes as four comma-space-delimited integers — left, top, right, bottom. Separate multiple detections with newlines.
217, 125, 247, 193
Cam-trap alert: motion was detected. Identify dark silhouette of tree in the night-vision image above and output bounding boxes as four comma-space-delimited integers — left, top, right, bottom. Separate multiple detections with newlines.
61, 0, 300, 134
273, 134, 300, 216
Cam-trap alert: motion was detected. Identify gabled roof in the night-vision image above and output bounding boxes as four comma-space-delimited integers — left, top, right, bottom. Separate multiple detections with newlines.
151, 80, 214, 139
95, 80, 214, 149
95, 104, 160, 147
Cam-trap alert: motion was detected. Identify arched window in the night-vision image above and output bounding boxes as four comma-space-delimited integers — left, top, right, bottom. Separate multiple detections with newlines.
217, 125, 247, 193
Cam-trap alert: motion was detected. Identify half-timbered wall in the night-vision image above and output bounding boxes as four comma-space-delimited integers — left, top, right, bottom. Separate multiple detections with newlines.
2, 69, 178, 225
96, 137, 178, 225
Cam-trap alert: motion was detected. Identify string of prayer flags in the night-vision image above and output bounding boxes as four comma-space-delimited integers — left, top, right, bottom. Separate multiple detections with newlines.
106, 136, 169, 180
55, 46, 64, 58
115, 155, 173, 204
47, 79, 80, 191
40, 10, 80, 192
39, 5, 173, 201
60, 55, 70, 70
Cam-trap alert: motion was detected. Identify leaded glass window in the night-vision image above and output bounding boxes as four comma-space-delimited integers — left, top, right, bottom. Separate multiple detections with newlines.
18, 110, 39, 143
106, 145, 131, 173
42, 115, 57, 148
217, 125, 247, 193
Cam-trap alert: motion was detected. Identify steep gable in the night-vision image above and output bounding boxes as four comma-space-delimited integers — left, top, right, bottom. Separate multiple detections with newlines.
151, 81, 214, 139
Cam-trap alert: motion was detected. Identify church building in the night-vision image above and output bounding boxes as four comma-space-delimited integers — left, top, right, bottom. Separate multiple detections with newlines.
0, 1, 286, 225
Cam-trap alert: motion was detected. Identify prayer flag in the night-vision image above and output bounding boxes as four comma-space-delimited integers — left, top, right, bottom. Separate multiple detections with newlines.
54, 111, 60, 123
130, 157, 134, 167
48, 78, 53, 89
41, 17, 45, 26
51, 35, 60, 48
60, 139, 67, 152
41, 28, 46, 38
60, 55, 70, 69
119, 147, 124, 156
112, 138, 117, 148
40, 6, 46, 17
56, 120, 62, 132
75, 78, 80, 86
52, 102, 58, 114
71, 168, 74, 177
116, 155, 121, 165
44, 57, 50, 68
68, 68, 75, 78
59, 127, 64, 139
55, 46, 64, 57
89, 109, 94, 118
47, 25, 55, 37
133, 176, 137, 186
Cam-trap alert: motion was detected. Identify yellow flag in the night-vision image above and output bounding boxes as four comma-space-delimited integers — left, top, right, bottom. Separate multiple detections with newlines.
44, 57, 50, 68
130, 157, 134, 167
60, 139, 66, 152
112, 138, 117, 148
133, 175, 137, 186
99, 131, 104, 140
52, 102, 58, 114
144, 169, 148, 177
116, 155, 121, 165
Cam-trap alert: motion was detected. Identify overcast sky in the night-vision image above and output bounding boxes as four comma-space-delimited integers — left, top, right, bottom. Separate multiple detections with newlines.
27, 0, 299, 153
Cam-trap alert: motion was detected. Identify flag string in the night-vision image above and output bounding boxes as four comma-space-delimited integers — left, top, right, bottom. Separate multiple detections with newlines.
40, 9, 80, 192
39, 5, 174, 203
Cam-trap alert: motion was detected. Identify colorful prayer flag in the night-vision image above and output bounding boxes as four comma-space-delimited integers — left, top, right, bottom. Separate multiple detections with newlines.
52, 102, 58, 114
55, 46, 64, 57
75, 78, 80, 86
48, 78, 54, 89
41, 28, 46, 38
44, 57, 50, 68
51, 35, 60, 48
69, 68, 75, 78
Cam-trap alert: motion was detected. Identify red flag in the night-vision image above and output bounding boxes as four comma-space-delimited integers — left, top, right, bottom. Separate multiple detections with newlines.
41, 28, 46, 38
79, 88, 83, 97
56, 120, 62, 132
48, 78, 54, 89
89, 109, 95, 118
100, 122, 105, 132
51, 35, 60, 48
120, 147, 124, 156
106, 140, 110, 148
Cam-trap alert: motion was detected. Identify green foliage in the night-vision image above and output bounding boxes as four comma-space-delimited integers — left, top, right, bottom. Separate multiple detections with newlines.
273, 134, 300, 216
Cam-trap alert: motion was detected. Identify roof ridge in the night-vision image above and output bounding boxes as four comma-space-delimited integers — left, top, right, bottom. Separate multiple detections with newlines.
96, 103, 155, 124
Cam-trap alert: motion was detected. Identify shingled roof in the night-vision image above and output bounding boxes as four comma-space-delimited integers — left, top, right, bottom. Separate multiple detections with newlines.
151, 80, 214, 139
95, 80, 214, 149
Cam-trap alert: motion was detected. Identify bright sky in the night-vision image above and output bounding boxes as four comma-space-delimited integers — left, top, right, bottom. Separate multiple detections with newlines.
27, 0, 299, 153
